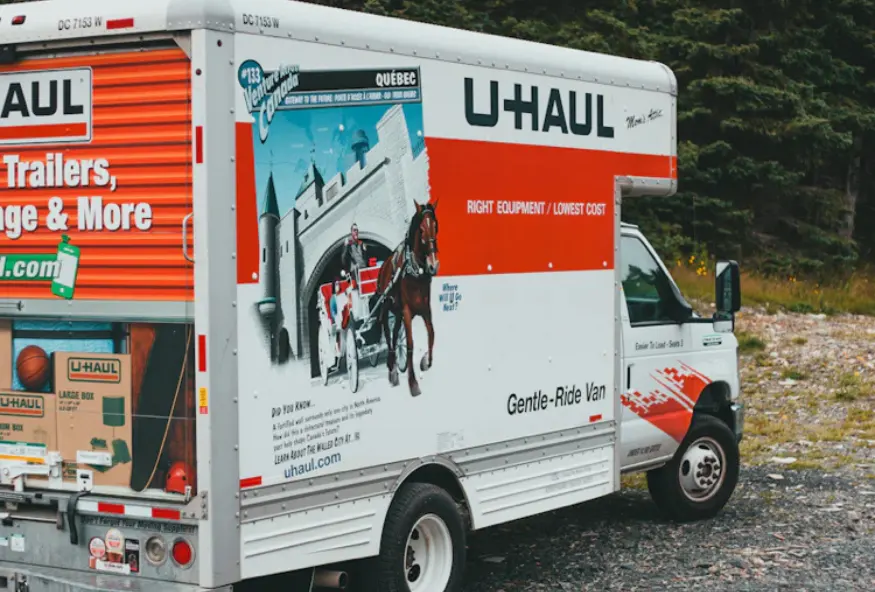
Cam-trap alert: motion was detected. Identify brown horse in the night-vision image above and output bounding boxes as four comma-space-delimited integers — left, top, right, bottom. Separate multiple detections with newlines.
374, 200, 439, 397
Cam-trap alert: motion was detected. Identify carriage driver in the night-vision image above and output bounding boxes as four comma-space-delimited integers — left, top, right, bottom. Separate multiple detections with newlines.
341, 223, 367, 282
341, 222, 367, 314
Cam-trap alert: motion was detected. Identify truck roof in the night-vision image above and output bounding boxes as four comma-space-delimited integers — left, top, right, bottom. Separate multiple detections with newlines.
0, 0, 676, 95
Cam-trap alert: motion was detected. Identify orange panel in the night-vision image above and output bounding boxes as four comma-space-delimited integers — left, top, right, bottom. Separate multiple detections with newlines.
0, 48, 193, 303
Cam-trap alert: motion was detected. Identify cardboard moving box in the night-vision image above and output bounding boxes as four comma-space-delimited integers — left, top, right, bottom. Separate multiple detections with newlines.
54, 353, 133, 488
0, 390, 58, 469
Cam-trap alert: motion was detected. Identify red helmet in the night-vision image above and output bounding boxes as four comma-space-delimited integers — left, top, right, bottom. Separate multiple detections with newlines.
165, 461, 194, 494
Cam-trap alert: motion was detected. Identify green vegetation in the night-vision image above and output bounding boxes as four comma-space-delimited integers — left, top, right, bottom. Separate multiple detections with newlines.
835, 372, 870, 401
673, 261, 875, 315
781, 367, 807, 381
620, 473, 647, 491
735, 318, 875, 472
736, 330, 766, 353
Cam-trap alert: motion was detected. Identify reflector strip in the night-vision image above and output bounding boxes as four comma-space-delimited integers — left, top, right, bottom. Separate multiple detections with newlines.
240, 476, 262, 489
195, 126, 204, 164
79, 500, 182, 520
106, 17, 134, 30
198, 334, 207, 372
589, 414, 603, 423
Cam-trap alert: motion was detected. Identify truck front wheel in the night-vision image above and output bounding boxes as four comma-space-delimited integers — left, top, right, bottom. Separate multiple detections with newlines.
366, 482, 466, 592
646, 413, 740, 522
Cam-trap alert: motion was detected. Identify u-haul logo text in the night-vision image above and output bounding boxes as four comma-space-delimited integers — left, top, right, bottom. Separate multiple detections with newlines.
464, 77, 615, 139
68, 357, 121, 383
0, 394, 44, 417
0, 68, 92, 146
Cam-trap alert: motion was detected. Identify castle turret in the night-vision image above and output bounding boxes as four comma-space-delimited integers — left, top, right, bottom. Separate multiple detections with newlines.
257, 173, 280, 319
351, 129, 370, 169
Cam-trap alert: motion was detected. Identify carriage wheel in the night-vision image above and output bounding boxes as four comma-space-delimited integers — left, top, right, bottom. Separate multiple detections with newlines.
396, 317, 408, 373
318, 326, 331, 386
346, 325, 360, 393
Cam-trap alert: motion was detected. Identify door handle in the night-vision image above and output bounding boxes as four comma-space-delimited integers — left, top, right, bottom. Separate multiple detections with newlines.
626, 364, 632, 390
182, 212, 194, 263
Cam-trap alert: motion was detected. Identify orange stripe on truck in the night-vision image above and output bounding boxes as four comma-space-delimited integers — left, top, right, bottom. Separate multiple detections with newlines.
236, 122, 259, 285
234, 129, 675, 280
424, 137, 673, 276
0, 123, 88, 141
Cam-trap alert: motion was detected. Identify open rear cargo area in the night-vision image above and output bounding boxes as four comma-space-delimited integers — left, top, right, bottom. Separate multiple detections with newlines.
0, 41, 197, 502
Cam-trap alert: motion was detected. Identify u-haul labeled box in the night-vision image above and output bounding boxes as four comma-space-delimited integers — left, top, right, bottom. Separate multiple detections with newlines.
0, 67, 92, 145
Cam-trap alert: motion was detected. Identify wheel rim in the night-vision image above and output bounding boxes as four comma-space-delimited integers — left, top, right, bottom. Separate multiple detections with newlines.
678, 436, 726, 502
404, 514, 453, 592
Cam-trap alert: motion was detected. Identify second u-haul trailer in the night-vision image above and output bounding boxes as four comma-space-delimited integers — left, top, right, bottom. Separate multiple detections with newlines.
0, 0, 743, 590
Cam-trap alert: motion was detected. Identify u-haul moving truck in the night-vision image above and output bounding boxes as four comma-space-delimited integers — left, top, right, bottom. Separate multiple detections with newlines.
0, 0, 744, 590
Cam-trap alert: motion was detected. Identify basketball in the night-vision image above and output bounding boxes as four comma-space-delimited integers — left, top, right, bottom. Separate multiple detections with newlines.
16, 345, 51, 392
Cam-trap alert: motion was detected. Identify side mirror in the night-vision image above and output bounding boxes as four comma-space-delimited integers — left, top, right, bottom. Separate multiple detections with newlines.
715, 260, 741, 313
713, 260, 740, 333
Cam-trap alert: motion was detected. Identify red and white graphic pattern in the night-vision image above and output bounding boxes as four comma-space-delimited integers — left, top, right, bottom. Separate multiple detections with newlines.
622, 362, 711, 442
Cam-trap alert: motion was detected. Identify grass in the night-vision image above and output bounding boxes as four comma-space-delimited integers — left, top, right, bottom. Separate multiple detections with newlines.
739, 371, 875, 471
835, 372, 870, 402
737, 330, 767, 353
780, 367, 807, 381
621, 472, 646, 488
671, 261, 875, 316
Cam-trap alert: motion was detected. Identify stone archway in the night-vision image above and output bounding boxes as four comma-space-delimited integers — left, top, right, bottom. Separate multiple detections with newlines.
299, 232, 395, 379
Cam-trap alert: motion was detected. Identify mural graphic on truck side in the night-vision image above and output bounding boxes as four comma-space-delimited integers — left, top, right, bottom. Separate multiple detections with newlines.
240, 60, 438, 397
232, 38, 669, 487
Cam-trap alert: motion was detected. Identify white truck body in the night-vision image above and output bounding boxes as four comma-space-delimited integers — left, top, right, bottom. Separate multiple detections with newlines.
0, 1, 743, 590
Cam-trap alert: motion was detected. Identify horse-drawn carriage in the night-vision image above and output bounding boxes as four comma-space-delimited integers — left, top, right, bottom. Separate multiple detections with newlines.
315, 258, 407, 393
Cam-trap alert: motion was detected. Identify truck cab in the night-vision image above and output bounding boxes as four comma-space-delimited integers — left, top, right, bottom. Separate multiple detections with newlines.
619, 222, 743, 521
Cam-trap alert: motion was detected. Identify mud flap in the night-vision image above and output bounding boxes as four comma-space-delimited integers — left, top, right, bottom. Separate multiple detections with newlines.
129, 325, 192, 492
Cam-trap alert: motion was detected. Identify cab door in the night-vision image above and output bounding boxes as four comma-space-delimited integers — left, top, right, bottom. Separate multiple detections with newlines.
619, 233, 695, 470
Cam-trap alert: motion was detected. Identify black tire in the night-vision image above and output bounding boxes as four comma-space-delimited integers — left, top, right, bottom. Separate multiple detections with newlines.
646, 413, 740, 522
364, 483, 467, 592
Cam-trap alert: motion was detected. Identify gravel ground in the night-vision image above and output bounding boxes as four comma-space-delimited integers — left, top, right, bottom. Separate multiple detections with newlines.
461, 466, 875, 591
733, 308, 875, 472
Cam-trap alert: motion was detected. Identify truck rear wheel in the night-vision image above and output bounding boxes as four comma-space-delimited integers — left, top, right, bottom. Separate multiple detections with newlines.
366, 482, 466, 592
646, 413, 739, 522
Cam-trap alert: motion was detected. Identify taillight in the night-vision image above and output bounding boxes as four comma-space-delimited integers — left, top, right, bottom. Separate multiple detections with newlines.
171, 538, 194, 568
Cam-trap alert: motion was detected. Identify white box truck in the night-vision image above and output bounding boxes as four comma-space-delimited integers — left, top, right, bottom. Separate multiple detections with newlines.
0, 0, 744, 590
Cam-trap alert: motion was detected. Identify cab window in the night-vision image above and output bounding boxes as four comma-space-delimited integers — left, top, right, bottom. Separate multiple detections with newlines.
621, 235, 677, 325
